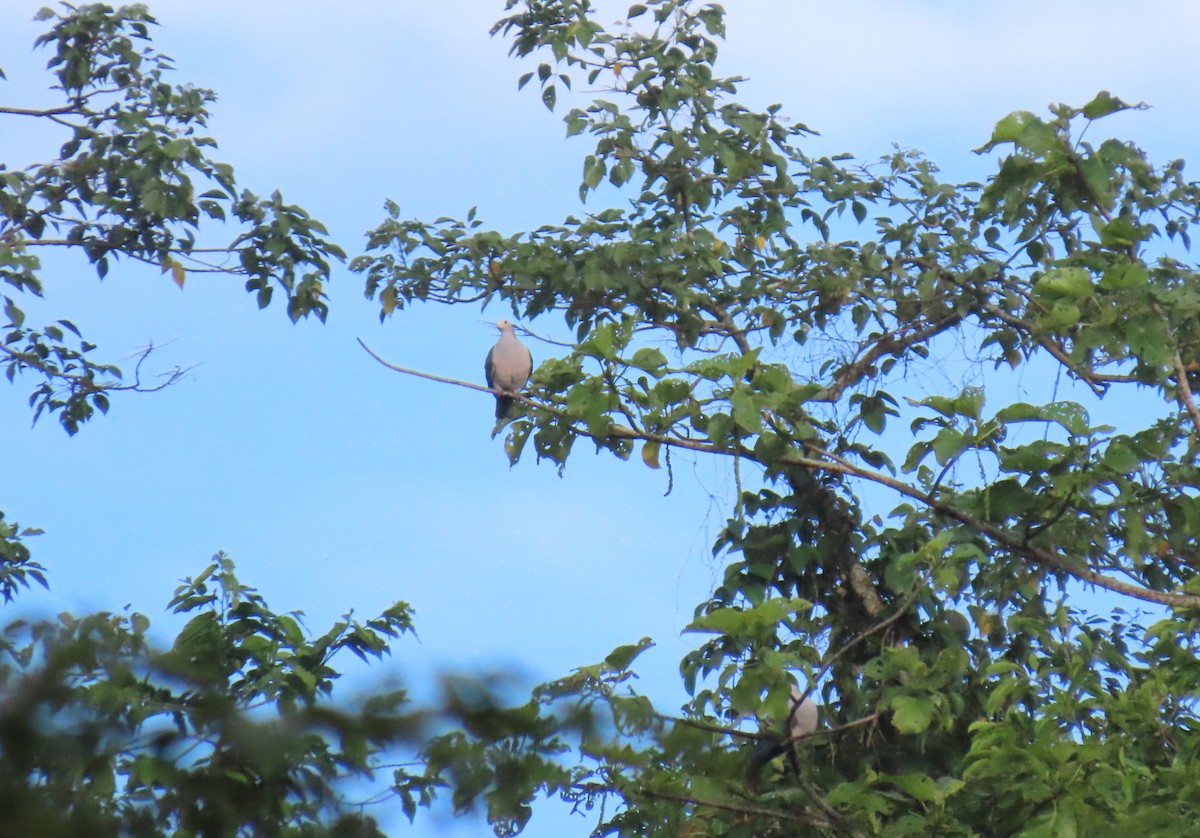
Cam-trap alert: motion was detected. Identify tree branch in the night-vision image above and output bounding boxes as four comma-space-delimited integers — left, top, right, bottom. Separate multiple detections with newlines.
0, 341, 186, 394
971, 297, 1123, 394
1170, 350, 1200, 440
0, 103, 85, 118
356, 340, 1200, 609
812, 311, 964, 403
796, 444, 1200, 610
640, 788, 843, 831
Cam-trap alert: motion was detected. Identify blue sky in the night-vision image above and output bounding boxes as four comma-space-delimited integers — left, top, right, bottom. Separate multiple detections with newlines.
3, 1, 1199, 835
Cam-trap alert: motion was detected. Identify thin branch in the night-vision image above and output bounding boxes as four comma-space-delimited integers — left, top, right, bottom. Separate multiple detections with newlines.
795, 771, 856, 836
356, 341, 1200, 609
0, 103, 84, 118
651, 713, 765, 741
640, 788, 841, 831
655, 707, 882, 749
920, 263, 1136, 389
787, 712, 881, 748
514, 323, 575, 348
697, 300, 753, 356
812, 311, 964, 403
358, 339, 494, 394
971, 298, 1117, 394
798, 586, 925, 710
357, 338, 723, 455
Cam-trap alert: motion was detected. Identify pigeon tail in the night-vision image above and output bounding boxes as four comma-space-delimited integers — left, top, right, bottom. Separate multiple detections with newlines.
495, 394, 515, 419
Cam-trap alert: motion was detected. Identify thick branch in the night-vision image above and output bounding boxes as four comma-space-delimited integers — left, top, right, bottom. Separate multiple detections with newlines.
1170, 349, 1200, 440
796, 444, 1200, 610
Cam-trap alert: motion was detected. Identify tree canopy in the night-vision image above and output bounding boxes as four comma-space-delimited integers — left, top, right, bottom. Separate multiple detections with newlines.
5, 1, 1200, 836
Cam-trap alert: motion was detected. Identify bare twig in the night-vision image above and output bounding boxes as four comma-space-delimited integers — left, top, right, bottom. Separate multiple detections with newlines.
0, 341, 186, 394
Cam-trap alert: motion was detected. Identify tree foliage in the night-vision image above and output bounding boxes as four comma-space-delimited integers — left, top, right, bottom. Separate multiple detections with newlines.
6, 1, 1200, 836
0, 553, 421, 837
1, 2, 343, 435
352, 0, 1200, 834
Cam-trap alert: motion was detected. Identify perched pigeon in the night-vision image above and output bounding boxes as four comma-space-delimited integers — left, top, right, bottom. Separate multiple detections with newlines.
484, 319, 533, 419
745, 685, 819, 793
788, 687, 818, 739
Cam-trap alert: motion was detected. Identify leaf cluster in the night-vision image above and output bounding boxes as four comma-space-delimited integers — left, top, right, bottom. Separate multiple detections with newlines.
2, 2, 344, 433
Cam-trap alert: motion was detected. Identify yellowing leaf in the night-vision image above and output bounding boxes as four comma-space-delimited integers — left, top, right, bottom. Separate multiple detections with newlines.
641, 440, 661, 469
171, 261, 185, 289
381, 286, 398, 316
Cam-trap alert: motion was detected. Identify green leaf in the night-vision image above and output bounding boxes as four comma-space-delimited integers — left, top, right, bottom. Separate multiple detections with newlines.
892, 772, 939, 802
582, 156, 605, 191
630, 346, 667, 373
730, 389, 762, 434
1099, 217, 1142, 248
1099, 260, 1148, 290
565, 113, 588, 136
994, 401, 1090, 436
1102, 437, 1139, 474
162, 138, 190, 159
1035, 267, 1092, 299
977, 110, 1056, 154
3, 298, 24, 329
1080, 90, 1138, 120
705, 412, 734, 446
931, 427, 965, 465
604, 637, 653, 670
890, 695, 935, 733
687, 598, 809, 638
858, 392, 897, 434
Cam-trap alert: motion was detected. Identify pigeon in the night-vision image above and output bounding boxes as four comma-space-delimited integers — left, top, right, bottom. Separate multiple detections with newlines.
788, 687, 818, 739
484, 318, 533, 420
